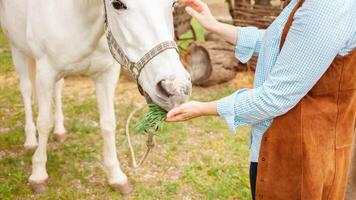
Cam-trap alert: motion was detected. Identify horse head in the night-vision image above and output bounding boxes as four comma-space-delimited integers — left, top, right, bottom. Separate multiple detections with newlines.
104, 0, 192, 111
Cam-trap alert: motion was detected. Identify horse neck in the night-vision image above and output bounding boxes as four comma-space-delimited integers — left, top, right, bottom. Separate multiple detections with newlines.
68, 0, 105, 45
73, 0, 104, 21
74, 0, 102, 9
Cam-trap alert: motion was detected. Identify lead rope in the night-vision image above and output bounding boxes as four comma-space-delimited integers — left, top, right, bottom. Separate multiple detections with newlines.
125, 104, 156, 169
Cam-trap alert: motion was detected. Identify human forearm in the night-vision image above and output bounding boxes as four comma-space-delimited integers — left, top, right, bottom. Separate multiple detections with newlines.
199, 101, 218, 116
207, 21, 237, 45
166, 101, 218, 122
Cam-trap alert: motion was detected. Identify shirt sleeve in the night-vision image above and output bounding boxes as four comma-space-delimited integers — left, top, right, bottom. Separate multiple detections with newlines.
217, 0, 354, 133
236, 27, 266, 63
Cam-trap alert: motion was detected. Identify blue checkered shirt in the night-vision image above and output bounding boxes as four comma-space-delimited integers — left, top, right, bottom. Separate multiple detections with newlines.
217, 0, 356, 162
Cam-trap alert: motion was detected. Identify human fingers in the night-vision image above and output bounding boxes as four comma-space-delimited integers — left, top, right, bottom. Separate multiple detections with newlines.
166, 112, 193, 122
179, 0, 205, 12
185, 6, 202, 18
166, 105, 185, 119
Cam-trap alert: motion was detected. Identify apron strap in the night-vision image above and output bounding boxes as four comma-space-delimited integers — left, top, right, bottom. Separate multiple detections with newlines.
280, 0, 305, 50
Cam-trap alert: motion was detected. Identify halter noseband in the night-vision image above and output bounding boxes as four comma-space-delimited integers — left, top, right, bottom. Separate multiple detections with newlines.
103, 0, 179, 95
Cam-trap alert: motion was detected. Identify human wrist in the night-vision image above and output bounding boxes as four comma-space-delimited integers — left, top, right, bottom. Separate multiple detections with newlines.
199, 101, 217, 116
205, 19, 221, 33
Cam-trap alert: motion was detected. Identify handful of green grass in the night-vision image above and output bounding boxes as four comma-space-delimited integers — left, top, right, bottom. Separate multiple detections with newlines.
134, 104, 168, 135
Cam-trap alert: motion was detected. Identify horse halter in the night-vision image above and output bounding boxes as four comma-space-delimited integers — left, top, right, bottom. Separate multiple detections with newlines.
103, 0, 179, 95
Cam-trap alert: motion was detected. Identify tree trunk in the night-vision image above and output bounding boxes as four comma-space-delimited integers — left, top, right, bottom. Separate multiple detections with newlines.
183, 41, 244, 86
255, 0, 271, 6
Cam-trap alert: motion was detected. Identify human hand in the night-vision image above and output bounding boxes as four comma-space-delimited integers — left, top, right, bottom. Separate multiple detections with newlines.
179, 0, 219, 32
166, 101, 218, 122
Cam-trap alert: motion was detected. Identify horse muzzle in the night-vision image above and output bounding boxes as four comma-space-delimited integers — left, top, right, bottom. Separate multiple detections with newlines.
143, 76, 192, 111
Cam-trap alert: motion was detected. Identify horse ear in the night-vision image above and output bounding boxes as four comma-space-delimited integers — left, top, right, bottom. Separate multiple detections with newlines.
112, 0, 127, 10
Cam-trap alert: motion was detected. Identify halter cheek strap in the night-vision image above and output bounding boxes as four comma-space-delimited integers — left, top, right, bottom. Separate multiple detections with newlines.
106, 29, 178, 81
103, 0, 179, 95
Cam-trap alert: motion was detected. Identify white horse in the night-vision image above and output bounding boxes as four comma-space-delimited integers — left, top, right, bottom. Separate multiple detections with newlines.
0, 0, 191, 195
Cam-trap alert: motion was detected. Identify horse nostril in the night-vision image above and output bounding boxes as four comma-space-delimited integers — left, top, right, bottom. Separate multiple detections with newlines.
158, 80, 172, 97
159, 78, 192, 97
184, 85, 191, 96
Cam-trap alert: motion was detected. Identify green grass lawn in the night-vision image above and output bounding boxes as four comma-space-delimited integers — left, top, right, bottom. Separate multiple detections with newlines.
0, 22, 253, 200
0, 28, 13, 75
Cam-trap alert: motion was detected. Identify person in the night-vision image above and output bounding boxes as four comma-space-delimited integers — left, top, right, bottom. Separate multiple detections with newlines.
166, 0, 356, 199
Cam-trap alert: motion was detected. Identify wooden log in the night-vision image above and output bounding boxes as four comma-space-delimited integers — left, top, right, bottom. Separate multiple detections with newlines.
183, 41, 244, 86
255, 0, 271, 6
205, 31, 230, 43
206, 32, 257, 72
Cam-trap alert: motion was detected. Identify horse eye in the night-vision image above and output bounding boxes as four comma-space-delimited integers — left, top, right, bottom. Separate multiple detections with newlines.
112, 0, 127, 10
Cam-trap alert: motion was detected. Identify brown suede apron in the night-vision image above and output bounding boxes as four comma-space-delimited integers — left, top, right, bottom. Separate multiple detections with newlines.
255, 0, 356, 199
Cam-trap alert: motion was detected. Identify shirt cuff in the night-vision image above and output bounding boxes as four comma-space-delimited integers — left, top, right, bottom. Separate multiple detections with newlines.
236, 27, 263, 63
217, 89, 249, 133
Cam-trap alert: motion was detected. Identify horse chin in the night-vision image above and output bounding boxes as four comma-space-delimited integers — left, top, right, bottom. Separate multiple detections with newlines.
143, 91, 173, 111
143, 91, 154, 104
